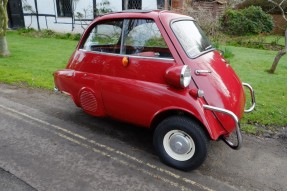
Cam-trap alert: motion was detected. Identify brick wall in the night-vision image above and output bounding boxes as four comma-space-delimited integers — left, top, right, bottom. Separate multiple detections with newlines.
192, 1, 226, 18
272, 14, 287, 35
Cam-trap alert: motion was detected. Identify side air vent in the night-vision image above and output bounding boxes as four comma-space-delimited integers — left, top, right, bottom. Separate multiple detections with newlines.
80, 90, 98, 113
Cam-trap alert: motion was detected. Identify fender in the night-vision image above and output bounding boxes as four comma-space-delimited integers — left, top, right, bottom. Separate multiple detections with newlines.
149, 98, 226, 140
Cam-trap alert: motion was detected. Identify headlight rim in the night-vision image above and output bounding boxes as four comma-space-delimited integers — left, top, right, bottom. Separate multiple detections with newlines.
180, 65, 192, 88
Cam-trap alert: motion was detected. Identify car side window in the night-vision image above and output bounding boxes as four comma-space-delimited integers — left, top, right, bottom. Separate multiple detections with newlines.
123, 19, 172, 58
82, 20, 123, 54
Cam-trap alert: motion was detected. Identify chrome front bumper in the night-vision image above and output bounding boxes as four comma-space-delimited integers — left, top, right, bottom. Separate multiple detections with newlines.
242, 82, 256, 113
203, 82, 256, 150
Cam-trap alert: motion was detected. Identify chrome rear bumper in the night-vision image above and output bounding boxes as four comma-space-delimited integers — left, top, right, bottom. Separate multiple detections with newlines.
54, 86, 59, 93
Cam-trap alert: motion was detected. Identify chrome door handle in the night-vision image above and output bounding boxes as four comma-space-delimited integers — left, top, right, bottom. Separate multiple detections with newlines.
195, 70, 211, 75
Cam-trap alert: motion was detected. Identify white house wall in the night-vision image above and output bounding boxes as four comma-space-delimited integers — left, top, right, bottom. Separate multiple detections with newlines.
23, 0, 93, 33
22, 0, 157, 33
142, 0, 157, 10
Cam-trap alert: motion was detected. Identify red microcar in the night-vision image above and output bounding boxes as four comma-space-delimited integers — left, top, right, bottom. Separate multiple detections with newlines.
54, 10, 256, 171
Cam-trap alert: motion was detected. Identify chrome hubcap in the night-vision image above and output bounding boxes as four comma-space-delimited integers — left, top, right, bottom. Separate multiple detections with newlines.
163, 130, 195, 161
169, 134, 191, 154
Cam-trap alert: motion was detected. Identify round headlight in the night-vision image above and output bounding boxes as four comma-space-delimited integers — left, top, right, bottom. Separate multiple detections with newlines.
180, 65, 191, 88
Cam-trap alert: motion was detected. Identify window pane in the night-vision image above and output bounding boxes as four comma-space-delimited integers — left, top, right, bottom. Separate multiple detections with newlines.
128, 0, 142, 9
57, 0, 72, 17
82, 20, 123, 54
172, 20, 213, 58
123, 19, 172, 58
122, 0, 142, 10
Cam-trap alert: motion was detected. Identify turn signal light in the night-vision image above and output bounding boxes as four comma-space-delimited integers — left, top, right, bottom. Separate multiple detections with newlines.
189, 89, 204, 98
122, 57, 129, 67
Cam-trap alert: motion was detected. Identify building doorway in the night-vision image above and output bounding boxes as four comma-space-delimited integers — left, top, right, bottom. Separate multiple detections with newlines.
7, 0, 25, 29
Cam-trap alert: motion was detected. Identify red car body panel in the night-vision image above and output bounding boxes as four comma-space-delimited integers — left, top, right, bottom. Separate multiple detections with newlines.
54, 10, 248, 141
189, 51, 246, 133
158, 12, 246, 133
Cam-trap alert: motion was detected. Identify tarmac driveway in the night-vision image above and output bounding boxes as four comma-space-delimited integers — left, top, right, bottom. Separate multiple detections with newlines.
0, 84, 286, 191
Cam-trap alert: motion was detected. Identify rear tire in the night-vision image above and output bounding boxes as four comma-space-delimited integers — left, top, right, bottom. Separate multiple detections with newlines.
153, 116, 209, 171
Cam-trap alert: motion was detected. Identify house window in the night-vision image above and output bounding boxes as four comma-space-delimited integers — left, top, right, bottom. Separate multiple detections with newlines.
157, 0, 165, 9
56, 0, 73, 17
122, 0, 142, 10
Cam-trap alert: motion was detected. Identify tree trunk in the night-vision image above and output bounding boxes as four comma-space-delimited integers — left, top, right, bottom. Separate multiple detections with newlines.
0, 0, 10, 57
0, 35, 10, 56
268, 28, 287, 74
164, 0, 169, 9
268, 49, 287, 73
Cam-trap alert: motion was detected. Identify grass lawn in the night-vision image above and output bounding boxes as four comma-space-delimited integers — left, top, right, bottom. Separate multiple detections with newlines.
226, 46, 287, 129
264, 35, 286, 46
0, 31, 77, 89
0, 31, 286, 130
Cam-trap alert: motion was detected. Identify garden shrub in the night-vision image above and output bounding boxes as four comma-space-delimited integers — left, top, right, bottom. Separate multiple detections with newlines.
237, 0, 287, 14
17, 28, 81, 41
222, 47, 234, 60
17, 28, 36, 34
41, 29, 56, 38
221, 6, 274, 35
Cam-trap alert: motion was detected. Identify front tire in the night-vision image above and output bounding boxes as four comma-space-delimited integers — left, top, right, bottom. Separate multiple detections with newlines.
153, 116, 209, 171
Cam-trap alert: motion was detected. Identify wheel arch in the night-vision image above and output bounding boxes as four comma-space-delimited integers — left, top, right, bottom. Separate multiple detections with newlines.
150, 108, 211, 140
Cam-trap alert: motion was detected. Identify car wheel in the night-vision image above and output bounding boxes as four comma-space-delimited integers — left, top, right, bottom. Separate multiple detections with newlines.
153, 116, 209, 171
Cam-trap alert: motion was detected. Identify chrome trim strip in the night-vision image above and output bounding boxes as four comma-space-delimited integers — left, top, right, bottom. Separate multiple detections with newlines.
62, 91, 71, 96
78, 49, 175, 61
203, 104, 242, 150
242, 82, 256, 113
123, 54, 174, 61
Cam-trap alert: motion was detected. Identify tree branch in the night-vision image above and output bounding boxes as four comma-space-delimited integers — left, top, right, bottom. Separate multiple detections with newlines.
268, 0, 287, 21
279, 0, 285, 6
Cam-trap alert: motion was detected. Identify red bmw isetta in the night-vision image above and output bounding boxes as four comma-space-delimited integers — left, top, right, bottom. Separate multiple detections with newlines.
54, 10, 255, 171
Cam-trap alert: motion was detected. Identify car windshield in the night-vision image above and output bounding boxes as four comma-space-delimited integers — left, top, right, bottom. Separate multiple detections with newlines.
171, 20, 213, 58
